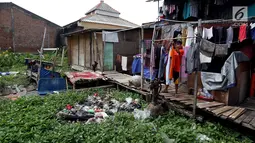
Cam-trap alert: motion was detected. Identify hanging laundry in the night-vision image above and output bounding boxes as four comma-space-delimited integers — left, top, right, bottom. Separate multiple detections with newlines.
165, 46, 172, 85
121, 56, 128, 71
158, 45, 166, 79
181, 25, 187, 46
161, 24, 181, 39
182, 2, 189, 19
200, 52, 212, 63
215, 44, 228, 56
202, 27, 213, 40
183, 0, 198, 19
215, 27, 227, 44
251, 26, 255, 41
233, 27, 239, 42
200, 39, 215, 57
181, 46, 190, 82
201, 51, 250, 91
226, 26, 234, 46
190, 0, 198, 18
185, 42, 200, 74
251, 23, 255, 29
185, 26, 194, 47
193, 27, 198, 43
239, 24, 247, 42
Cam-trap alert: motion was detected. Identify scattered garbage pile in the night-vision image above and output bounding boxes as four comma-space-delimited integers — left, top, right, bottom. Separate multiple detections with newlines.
57, 93, 150, 124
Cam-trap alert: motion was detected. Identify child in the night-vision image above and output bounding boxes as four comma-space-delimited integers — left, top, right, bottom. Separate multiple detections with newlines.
170, 40, 184, 94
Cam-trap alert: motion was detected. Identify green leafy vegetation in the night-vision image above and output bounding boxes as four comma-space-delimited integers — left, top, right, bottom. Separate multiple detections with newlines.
0, 50, 69, 89
0, 89, 252, 143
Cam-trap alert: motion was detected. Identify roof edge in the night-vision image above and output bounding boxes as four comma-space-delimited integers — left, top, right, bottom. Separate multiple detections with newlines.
5, 2, 62, 28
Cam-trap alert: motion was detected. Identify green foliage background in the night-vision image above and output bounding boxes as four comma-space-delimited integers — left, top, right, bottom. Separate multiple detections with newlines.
0, 89, 252, 143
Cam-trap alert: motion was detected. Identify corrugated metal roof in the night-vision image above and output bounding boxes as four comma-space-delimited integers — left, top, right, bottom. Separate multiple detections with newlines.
85, 1, 120, 15
81, 14, 139, 28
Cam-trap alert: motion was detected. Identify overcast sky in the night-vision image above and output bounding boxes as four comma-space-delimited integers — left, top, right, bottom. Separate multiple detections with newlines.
0, 0, 163, 26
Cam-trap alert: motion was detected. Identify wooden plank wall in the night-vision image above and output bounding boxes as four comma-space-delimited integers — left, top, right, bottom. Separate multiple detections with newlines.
92, 33, 103, 70
71, 35, 78, 65
85, 33, 91, 68
79, 34, 85, 66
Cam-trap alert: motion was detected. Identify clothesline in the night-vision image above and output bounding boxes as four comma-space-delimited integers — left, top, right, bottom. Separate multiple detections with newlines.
96, 17, 255, 35
160, 16, 255, 24
153, 36, 197, 42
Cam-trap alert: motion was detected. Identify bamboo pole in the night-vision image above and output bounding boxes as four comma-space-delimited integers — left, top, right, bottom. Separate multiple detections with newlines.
141, 27, 144, 90
37, 27, 47, 83
193, 19, 202, 118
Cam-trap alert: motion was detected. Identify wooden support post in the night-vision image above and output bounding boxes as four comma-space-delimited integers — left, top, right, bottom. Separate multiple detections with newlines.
193, 19, 202, 119
60, 47, 65, 66
141, 27, 144, 90
150, 25, 156, 82
102, 32, 106, 73
37, 27, 47, 85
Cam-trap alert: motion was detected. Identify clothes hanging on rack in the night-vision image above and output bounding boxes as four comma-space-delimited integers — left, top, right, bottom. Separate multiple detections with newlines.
239, 24, 247, 42
202, 27, 213, 40
182, 27, 188, 46
226, 26, 233, 46
215, 44, 228, 56
183, 0, 198, 19
251, 25, 255, 41
185, 26, 194, 47
215, 27, 227, 44
181, 46, 189, 82
165, 47, 172, 85
161, 24, 182, 40
185, 42, 200, 74
201, 51, 250, 91
200, 39, 215, 57
158, 46, 166, 79
200, 52, 212, 63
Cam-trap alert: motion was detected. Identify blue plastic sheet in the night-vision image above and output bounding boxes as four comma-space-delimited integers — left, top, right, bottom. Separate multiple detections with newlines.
144, 67, 158, 80
132, 58, 141, 74
40, 68, 60, 78
38, 78, 66, 95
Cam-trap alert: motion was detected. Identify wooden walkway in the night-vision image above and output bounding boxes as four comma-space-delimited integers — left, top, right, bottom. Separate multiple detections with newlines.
103, 72, 255, 131
161, 86, 255, 131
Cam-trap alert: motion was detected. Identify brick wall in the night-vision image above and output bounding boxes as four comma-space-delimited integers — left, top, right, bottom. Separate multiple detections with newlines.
0, 3, 61, 53
0, 3, 12, 50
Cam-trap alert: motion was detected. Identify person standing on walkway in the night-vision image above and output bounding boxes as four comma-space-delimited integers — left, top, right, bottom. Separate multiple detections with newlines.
169, 40, 184, 95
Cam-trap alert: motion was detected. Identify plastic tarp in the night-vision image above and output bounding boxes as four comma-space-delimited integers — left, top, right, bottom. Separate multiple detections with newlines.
102, 31, 119, 43
201, 51, 250, 91
132, 57, 141, 74
144, 67, 158, 80
38, 78, 66, 95
40, 68, 60, 78
65, 72, 103, 84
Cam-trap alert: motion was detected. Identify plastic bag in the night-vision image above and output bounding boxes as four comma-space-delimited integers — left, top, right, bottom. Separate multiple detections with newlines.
125, 97, 133, 104
196, 134, 212, 142
133, 109, 151, 120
